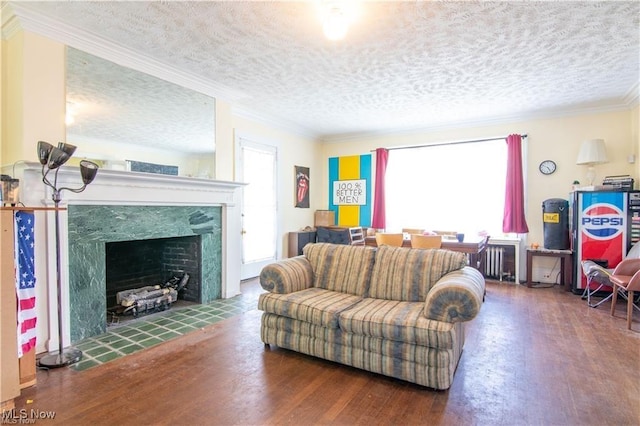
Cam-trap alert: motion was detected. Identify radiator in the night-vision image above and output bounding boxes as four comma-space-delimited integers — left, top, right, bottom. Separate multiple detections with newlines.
485, 246, 505, 280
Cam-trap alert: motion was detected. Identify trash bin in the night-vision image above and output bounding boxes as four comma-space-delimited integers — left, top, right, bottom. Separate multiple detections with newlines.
542, 198, 569, 250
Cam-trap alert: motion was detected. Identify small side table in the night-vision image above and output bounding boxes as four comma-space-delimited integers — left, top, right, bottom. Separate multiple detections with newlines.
526, 248, 573, 291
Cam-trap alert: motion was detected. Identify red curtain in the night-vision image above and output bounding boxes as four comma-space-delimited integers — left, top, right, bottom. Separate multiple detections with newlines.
371, 148, 389, 229
503, 134, 529, 233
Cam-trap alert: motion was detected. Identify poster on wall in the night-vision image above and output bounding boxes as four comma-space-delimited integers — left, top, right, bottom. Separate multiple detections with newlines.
333, 179, 366, 205
295, 166, 310, 208
328, 154, 372, 227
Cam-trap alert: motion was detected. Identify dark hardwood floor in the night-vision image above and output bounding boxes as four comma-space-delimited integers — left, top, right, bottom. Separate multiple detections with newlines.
13, 281, 640, 425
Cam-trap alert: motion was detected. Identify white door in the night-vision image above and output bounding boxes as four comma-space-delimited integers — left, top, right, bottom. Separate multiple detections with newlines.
237, 137, 277, 279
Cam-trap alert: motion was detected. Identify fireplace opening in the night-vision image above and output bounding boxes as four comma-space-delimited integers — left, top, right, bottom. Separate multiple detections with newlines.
105, 235, 202, 323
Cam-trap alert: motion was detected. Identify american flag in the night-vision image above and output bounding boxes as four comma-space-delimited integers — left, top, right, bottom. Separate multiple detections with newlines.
15, 211, 36, 357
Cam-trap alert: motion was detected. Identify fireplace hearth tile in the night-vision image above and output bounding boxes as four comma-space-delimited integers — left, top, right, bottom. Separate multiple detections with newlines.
119, 344, 145, 355
83, 346, 111, 357
72, 359, 100, 371
70, 279, 264, 371
173, 325, 199, 334
112, 328, 146, 338
152, 318, 176, 327
157, 331, 181, 340
108, 339, 133, 350
138, 337, 164, 348
95, 352, 121, 363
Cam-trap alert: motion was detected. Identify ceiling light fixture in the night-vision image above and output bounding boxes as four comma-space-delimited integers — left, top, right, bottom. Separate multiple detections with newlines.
320, 1, 358, 41
323, 4, 349, 40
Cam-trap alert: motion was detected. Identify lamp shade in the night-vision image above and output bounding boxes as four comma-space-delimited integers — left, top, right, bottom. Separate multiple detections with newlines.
80, 160, 99, 185
57, 142, 77, 157
576, 139, 608, 165
47, 147, 71, 169
37, 141, 54, 165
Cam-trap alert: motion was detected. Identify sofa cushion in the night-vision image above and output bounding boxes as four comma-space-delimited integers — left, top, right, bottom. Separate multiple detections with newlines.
303, 243, 376, 296
337, 298, 458, 349
258, 287, 362, 328
368, 246, 467, 301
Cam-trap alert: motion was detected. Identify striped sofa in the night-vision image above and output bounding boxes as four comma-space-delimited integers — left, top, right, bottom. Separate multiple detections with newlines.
258, 242, 485, 390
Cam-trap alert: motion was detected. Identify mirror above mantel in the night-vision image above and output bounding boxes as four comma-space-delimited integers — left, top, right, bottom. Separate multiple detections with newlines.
65, 47, 216, 178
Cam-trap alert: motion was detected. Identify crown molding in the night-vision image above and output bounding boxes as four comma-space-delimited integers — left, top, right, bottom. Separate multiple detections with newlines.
623, 81, 639, 107
321, 98, 638, 144
232, 106, 320, 141
5, 1, 248, 103
1, 2, 21, 39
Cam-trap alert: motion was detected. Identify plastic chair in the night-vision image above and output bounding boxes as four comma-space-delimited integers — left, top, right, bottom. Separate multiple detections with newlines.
580, 260, 615, 307
581, 242, 640, 308
410, 234, 442, 249
375, 233, 404, 247
609, 258, 640, 329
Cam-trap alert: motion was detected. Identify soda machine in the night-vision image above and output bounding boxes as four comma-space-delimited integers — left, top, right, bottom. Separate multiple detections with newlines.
571, 190, 640, 293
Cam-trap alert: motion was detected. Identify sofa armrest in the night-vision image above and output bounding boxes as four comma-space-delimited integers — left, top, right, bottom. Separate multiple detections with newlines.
423, 266, 485, 323
259, 256, 314, 294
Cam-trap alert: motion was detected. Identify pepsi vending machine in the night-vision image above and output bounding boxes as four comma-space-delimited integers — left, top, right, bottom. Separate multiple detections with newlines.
571, 190, 640, 293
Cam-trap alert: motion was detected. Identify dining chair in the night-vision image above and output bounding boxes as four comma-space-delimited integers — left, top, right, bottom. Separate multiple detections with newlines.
410, 234, 442, 249
375, 233, 404, 247
348, 227, 366, 246
609, 258, 640, 330
401, 228, 425, 235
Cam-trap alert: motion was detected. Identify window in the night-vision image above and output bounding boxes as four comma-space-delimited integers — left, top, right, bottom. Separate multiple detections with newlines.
385, 139, 512, 237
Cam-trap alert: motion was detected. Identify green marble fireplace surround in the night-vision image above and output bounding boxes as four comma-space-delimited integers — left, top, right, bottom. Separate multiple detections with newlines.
67, 205, 222, 342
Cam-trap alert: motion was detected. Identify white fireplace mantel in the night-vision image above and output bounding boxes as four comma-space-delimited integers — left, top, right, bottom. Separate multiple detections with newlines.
20, 162, 244, 207
18, 162, 245, 351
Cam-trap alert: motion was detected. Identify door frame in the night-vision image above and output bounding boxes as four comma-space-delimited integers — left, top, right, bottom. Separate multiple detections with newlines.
234, 131, 279, 279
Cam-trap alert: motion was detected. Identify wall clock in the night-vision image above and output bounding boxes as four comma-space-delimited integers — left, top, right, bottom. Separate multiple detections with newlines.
539, 160, 557, 175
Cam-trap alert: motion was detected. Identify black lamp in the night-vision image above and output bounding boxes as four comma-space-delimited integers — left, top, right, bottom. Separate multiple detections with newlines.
37, 140, 99, 368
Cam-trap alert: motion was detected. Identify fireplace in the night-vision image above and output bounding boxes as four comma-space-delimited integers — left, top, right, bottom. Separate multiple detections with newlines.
18, 163, 245, 350
67, 204, 222, 342
105, 235, 203, 308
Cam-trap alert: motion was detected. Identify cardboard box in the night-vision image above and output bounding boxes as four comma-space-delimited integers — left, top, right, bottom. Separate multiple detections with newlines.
314, 210, 335, 227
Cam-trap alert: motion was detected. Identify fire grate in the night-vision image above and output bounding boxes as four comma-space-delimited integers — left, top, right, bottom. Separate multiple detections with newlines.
107, 274, 189, 320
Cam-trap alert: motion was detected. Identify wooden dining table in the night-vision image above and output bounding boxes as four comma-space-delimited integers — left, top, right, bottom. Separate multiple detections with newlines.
364, 234, 489, 272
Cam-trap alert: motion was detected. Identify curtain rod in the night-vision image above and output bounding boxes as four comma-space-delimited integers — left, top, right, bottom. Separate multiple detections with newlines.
371, 134, 528, 152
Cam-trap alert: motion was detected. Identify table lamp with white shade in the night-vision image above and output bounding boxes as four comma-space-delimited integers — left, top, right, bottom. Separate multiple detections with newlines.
576, 139, 608, 186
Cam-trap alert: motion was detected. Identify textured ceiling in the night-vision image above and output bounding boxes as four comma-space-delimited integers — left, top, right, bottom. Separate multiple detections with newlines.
5, 1, 640, 152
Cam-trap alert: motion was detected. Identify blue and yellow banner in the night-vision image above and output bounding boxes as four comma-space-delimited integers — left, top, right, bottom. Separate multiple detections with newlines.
328, 154, 372, 227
